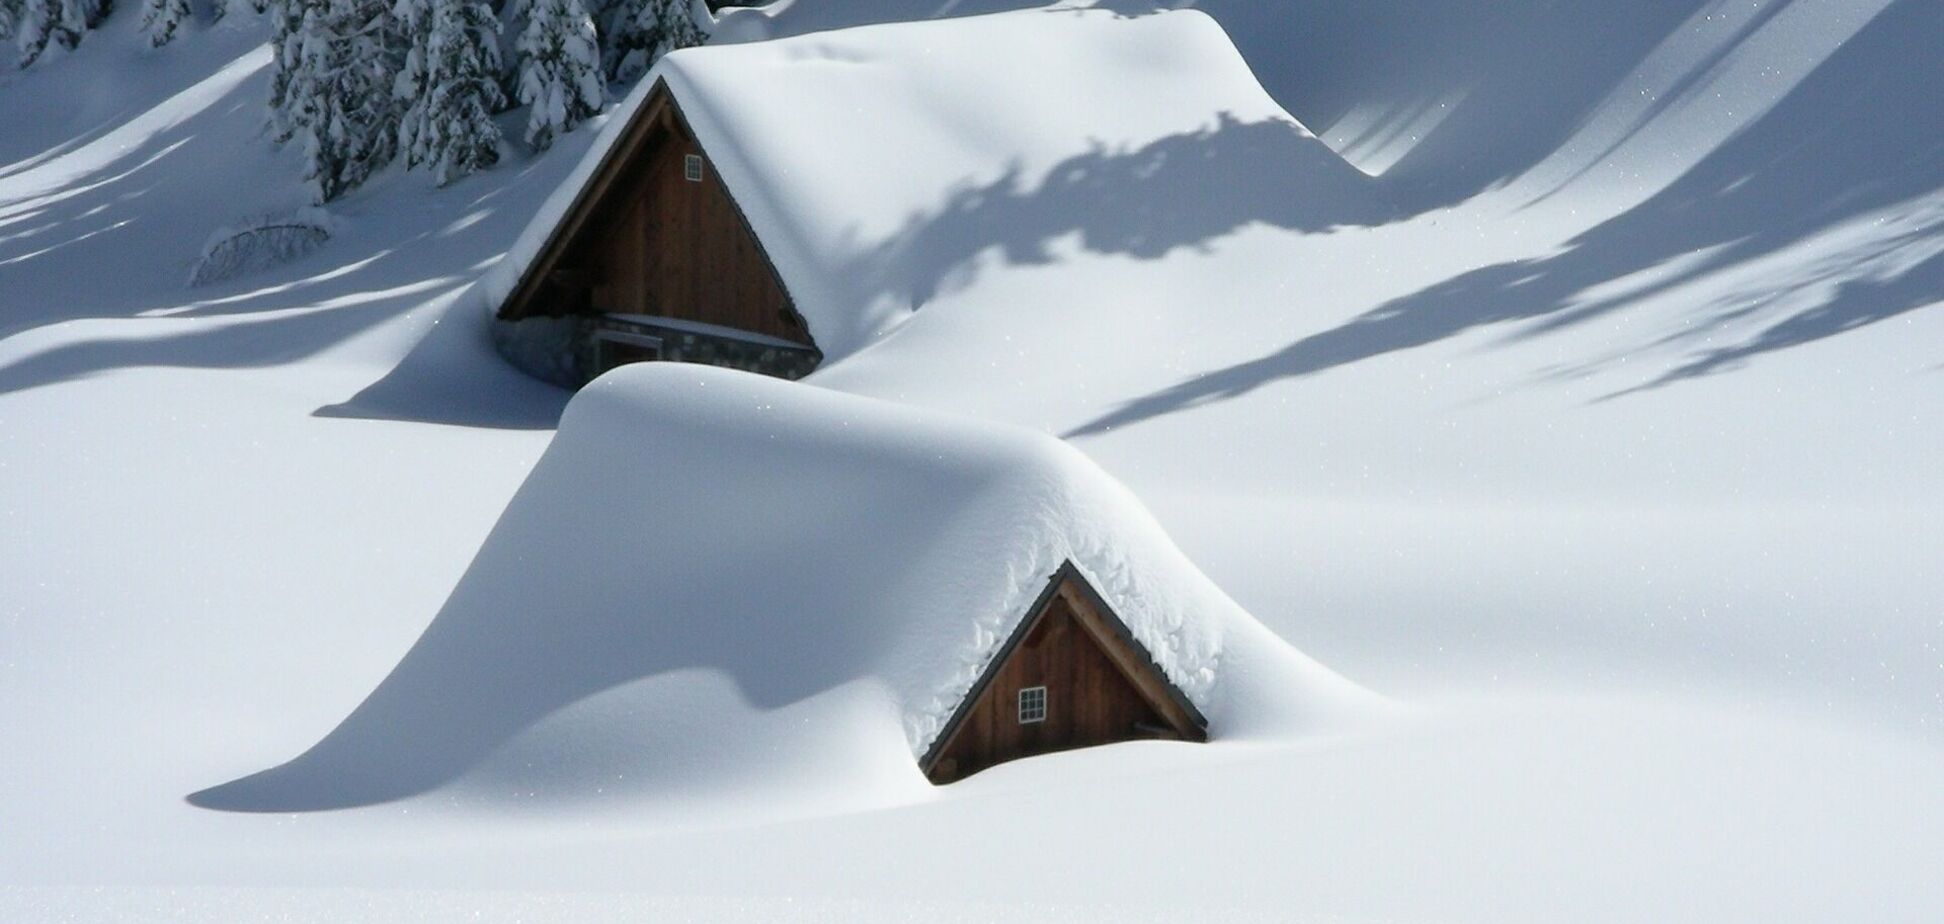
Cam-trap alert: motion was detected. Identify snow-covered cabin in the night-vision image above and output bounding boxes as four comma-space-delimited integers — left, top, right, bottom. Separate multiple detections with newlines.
491, 73, 822, 384
191, 366, 1366, 809
486, 8, 1382, 386
920, 558, 1208, 783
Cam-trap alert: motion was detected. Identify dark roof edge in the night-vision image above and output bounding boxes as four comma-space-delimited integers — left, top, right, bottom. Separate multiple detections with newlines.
497, 78, 673, 321
1062, 561, 1210, 732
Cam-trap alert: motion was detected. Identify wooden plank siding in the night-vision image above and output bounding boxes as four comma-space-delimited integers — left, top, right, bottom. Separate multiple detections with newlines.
498, 82, 813, 349
922, 563, 1208, 784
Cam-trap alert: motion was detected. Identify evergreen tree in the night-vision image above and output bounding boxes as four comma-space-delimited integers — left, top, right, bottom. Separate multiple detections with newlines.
596, 0, 698, 83
140, 0, 189, 47
340, 0, 407, 177
286, 0, 406, 201
514, 0, 600, 152
11, 0, 108, 66
397, 0, 502, 183
266, 0, 309, 141
285, 4, 334, 187
13, 0, 60, 66
0, 0, 18, 44
391, 0, 433, 163
55, 0, 110, 48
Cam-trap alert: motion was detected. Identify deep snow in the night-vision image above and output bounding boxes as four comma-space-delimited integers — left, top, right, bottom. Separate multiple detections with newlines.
190, 363, 1371, 814
2, 0, 1941, 921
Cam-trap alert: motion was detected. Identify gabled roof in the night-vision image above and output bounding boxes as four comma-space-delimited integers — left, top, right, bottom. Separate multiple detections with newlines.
493, 82, 812, 341
482, 8, 1386, 362
918, 559, 1209, 777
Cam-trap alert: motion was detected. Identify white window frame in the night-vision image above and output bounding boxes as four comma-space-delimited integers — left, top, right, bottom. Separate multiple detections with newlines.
683, 153, 704, 182
1017, 686, 1047, 724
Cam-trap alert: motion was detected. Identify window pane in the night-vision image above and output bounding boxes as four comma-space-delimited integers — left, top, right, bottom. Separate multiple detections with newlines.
1018, 686, 1047, 724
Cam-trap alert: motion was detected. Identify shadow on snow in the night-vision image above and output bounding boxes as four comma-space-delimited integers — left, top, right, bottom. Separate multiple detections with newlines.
1071, 0, 1943, 436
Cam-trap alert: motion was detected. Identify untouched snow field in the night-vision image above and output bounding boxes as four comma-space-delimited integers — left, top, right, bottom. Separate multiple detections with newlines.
3, 1, 1941, 921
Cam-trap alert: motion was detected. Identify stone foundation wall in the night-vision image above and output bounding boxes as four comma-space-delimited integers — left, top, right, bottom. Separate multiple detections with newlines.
492, 314, 821, 388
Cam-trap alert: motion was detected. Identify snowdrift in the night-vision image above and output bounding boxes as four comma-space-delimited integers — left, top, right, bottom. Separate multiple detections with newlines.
482, 8, 1390, 362
191, 364, 1370, 812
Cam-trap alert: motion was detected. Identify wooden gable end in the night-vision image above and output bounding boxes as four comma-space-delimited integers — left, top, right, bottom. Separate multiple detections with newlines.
921, 562, 1209, 785
497, 81, 812, 348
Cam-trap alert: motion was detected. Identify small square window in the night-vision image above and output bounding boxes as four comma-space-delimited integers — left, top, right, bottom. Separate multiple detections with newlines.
1017, 686, 1047, 724
683, 153, 704, 182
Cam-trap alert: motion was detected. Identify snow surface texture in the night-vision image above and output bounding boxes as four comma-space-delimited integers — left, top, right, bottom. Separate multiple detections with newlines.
192, 364, 1372, 812
3, 0, 1942, 920
483, 8, 1391, 360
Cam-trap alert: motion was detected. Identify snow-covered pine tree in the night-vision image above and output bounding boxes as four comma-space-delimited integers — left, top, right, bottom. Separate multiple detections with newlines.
0, 0, 18, 43
391, 0, 433, 165
494, 0, 528, 108
286, 4, 336, 191
589, 0, 637, 80
286, 0, 407, 201
140, 0, 189, 46
266, 0, 309, 141
339, 0, 407, 180
54, 0, 109, 48
595, 0, 698, 83
73, 0, 106, 28
13, 0, 59, 66
412, 0, 505, 183
514, 0, 600, 152
11, 0, 109, 66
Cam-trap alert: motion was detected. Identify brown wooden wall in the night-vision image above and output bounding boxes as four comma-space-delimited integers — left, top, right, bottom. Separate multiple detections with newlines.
926, 588, 1182, 784
507, 88, 809, 347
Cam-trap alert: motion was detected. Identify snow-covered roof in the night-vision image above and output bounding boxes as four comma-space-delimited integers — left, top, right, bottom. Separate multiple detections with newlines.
484, 8, 1385, 361
196, 365, 1368, 809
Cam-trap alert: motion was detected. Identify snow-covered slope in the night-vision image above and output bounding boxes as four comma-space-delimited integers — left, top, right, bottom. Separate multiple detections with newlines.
3, 0, 1941, 921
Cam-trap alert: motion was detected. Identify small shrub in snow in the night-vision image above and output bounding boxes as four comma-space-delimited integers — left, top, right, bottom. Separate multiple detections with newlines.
515, 0, 602, 152
188, 209, 335, 286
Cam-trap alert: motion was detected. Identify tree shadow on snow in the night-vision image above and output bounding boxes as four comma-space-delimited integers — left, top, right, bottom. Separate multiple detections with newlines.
1070, 0, 1943, 436
0, 45, 578, 429
0, 28, 270, 182
1187, 0, 1734, 214
819, 111, 1392, 350
0, 50, 282, 337
735, 0, 1756, 217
